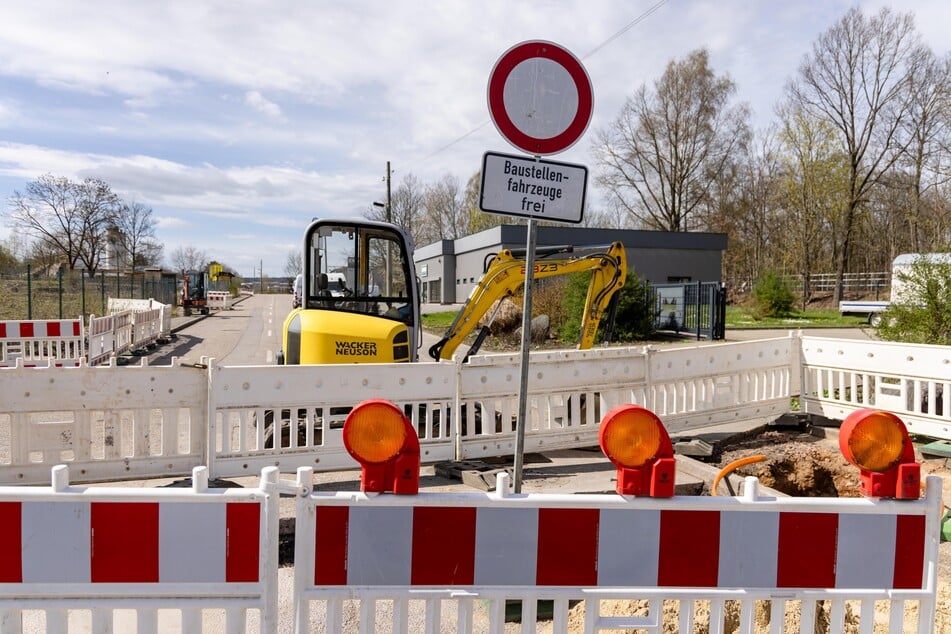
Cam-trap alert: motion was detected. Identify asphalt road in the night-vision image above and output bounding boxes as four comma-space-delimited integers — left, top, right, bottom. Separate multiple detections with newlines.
152, 294, 448, 366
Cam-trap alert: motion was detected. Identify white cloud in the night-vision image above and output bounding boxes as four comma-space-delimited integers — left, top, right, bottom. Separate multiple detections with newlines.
244, 91, 282, 118
0, 0, 947, 275
155, 216, 190, 229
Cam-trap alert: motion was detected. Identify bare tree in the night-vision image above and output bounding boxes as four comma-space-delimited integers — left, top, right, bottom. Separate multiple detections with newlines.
283, 249, 301, 277
775, 107, 849, 302
73, 178, 120, 277
709, 133, 783, 294
168, 245, 209, 272
785, 7, 927, 303
420, 174, 466, 245
113, 200, 162, 269
462, 171, 496, 235
898, 50, 951, 252
593, 48, 751, 232
28, 239, 64, 276
6, 174, 85, 270
581, 199, 631, 229
367, 173, 426, 247
0, 240, 18, 269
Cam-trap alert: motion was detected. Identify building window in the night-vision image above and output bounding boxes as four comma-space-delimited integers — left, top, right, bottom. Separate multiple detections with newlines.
420, 264, 428, 278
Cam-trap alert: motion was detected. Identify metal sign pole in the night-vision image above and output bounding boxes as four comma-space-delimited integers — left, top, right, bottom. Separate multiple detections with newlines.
513, 213, 538, 493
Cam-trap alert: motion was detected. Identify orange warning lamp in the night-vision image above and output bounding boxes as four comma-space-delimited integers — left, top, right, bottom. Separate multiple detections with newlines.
343, 399, 420, 495
599, 404, 676, 497
838, 409, 919, 499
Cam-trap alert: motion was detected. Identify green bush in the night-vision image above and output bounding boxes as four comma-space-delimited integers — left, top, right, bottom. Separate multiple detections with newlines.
559, 271, 654, 344
876, 254, 951, 345
751, 270, 795, 318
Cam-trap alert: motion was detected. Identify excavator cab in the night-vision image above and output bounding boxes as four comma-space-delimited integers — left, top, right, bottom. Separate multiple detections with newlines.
279, 218, 420, 364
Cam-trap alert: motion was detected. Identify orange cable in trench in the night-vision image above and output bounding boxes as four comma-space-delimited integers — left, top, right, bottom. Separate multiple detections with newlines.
712, 455, 767, 496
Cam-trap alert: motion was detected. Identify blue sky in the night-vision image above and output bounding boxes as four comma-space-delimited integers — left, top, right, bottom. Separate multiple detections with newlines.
1, 1, 948, 277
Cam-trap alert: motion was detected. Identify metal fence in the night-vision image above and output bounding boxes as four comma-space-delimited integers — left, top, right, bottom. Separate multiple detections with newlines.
0, 265, 178, 320
651, 281, 726, 340
782, 271, 890, 295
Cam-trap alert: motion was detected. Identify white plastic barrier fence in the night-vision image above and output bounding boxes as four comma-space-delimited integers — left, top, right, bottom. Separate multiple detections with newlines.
207, 291, 233, 311
456, 337, 793, 462
107, 298, 173, 341
207, 360, 458, 479
800, 336, 951, 440
0, 360, 206, 485
292, 468, 940, 633
0, 465, 939, 633
0, 337, 812, 485
131, 307, 163, 350
85, 313, 117, 366
0, 319, 84, 368
86, 300, 172, 366
5, 334, 951, 486
0, 465, 279, 633
206, 340, 793, 479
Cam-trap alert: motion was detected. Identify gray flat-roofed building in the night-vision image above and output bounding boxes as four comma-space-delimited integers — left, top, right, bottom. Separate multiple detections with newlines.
414, 224, 728, 304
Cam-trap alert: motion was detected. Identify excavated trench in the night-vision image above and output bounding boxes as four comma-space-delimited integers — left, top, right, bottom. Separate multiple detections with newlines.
706, 424, 862, 498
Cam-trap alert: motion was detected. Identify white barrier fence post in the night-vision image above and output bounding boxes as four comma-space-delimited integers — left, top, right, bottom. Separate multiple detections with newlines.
0, 464, 281, 633
112, 310, 134, 357
86, 314, 116, 366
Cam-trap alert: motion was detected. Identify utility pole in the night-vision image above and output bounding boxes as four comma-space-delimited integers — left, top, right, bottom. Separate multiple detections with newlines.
384, 161, 392, 296
385, 160, 392, 223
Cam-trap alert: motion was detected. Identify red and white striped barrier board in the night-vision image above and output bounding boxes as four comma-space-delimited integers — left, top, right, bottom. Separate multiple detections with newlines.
0, 500, 260, 584
0, 320, 82, 340
0, 319, 84, 368
293, 475, 940, 633
0, 466, 280, 633
307, 504, 927, 589
207, 291, 232, 310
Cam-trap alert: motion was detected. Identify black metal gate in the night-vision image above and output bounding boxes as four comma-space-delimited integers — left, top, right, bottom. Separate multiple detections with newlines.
651, 281, 726, 340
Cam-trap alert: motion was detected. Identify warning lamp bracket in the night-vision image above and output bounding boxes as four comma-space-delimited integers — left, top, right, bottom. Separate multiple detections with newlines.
616, 456, 676, 498
360, 452, 420, 495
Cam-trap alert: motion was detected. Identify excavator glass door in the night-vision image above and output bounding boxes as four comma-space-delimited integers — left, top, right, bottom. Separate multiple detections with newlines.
304, 220, 418, 331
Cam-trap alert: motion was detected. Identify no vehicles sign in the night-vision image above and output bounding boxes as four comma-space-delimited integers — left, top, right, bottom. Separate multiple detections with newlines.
479, 151, 587, 224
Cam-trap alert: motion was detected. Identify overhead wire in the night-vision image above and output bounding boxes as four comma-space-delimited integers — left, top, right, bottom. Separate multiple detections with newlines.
411, 0, 671, 167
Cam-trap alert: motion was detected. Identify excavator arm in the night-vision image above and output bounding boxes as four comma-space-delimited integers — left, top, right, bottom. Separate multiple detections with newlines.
429, 241, 627, 361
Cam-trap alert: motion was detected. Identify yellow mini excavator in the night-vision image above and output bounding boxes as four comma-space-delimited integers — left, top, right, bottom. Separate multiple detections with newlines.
428, 241, 627, 362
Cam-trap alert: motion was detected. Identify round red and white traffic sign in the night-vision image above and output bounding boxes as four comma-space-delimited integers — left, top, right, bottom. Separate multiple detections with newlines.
487, 40, 593, 156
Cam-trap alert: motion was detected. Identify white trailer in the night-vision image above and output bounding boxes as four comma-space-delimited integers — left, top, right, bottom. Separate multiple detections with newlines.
839, 252, 951, 325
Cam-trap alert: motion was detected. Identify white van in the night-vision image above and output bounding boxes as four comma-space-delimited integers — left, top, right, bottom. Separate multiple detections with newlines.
292, 274, 303, 308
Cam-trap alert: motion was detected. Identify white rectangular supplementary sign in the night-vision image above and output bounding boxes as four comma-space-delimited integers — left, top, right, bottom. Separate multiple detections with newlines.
479, 151, 587, 224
